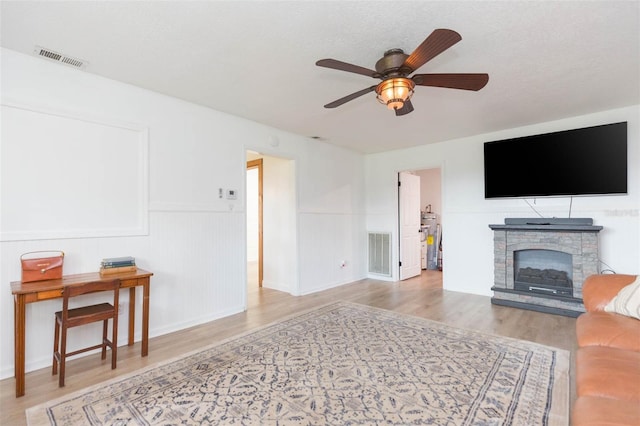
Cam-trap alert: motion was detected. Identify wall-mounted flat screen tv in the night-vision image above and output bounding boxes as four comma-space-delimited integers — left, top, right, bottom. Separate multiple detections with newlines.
484, 121, 627, 199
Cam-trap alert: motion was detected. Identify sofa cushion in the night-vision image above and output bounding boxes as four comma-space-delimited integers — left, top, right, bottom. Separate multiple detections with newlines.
572, 396, 640, 426
576, 346, 640, 401
583, 274, 638, 312
605, 276, 640, 320
576, 311, 640, 351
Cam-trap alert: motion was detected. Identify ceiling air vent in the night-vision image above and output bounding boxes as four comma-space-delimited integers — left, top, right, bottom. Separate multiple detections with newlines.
33, 46, 88, 69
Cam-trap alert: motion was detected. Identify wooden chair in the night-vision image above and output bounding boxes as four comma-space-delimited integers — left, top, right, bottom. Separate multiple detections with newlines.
52, 278, 120, 387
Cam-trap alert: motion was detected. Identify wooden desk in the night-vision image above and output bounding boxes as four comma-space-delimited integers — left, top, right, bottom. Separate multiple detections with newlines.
11, 268, 153, 397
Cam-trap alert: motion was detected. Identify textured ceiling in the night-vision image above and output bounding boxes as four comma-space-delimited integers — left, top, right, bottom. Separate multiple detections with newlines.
1, 1, 639, 154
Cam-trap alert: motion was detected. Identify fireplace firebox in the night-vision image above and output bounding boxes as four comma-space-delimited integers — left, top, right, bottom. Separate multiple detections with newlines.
489, 218, 602, 317
514, 249, 573, 296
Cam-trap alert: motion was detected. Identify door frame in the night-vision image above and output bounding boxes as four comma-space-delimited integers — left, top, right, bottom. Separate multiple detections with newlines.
247, 158, 263, 287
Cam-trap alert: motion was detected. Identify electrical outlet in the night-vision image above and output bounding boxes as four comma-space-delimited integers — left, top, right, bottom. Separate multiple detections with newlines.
118, 303, 126, 315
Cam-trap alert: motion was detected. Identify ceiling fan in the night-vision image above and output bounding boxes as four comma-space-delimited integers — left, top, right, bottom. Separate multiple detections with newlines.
316, 29, 489, 116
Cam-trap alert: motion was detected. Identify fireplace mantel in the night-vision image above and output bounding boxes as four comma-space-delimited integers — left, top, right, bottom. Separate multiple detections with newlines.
490, 217, 602, 233
489, 224, 603, 232
489, 218, 601, 317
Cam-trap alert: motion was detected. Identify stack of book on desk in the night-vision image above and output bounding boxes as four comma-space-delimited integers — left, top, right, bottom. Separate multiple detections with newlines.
100, 256, 136, 275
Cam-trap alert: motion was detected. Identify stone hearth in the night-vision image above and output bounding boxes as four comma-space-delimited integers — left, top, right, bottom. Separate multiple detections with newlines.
489, 218, 602, 317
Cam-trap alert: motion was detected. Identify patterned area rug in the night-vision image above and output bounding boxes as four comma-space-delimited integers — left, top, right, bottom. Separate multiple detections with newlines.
27, 302, 569, 425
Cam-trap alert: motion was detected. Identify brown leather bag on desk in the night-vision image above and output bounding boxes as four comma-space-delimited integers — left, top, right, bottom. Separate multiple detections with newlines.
20, 251, 65, 282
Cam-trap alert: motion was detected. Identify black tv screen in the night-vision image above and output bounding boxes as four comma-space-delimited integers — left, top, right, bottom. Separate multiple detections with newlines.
484, 122, 628, 198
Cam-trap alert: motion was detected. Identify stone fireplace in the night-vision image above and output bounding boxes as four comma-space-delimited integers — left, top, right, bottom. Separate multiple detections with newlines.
489, 218, 602, 317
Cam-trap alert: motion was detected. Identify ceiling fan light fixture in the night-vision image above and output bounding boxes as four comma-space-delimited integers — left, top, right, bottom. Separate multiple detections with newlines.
376, 78, 415, 110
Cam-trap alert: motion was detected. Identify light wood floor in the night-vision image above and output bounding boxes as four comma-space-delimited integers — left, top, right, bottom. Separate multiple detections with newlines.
1, 270, 577, 425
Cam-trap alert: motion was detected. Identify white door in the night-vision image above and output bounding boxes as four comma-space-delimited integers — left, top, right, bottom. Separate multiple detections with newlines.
398, 172, 422, 280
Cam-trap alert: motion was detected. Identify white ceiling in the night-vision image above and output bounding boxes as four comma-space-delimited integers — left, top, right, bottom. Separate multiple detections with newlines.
1, 1, 639, 154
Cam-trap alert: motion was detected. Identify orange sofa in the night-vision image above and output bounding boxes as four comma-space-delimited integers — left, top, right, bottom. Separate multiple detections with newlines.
573, 274, 640, 425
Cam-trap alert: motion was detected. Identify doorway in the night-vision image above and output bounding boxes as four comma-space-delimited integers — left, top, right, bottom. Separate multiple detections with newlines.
245, 150, 298, 297
398, 167, 443, 281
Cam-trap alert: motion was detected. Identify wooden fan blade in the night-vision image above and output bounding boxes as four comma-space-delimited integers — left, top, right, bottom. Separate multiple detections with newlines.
395, 99, 414, 116
324, 86, 377, 108
316, 59, 378, 78
412, 73, 489, 91
403, 29, 462, 73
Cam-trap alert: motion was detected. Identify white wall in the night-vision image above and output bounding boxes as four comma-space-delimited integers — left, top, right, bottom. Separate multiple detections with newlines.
262, 155, 297, 294
297, 141, 368, 294
0, 48, 367, 378
365, 105, 640, 295
415, 168, 442, 220
246, 167, 259, 262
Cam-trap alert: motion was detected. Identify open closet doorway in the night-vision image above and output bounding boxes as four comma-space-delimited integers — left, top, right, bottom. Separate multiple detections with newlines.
398, 167, 443, 283
246, 158, 263, 289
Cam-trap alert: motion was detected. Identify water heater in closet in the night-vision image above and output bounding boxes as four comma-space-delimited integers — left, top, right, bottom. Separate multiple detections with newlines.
421, 213, 439, 270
